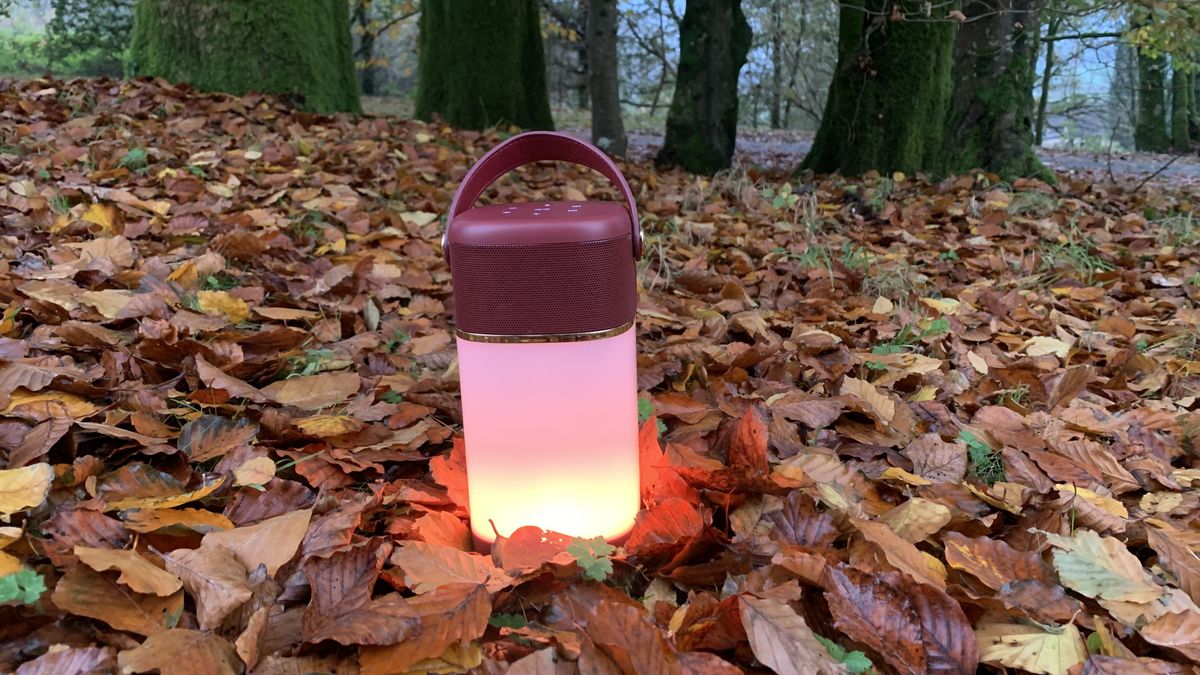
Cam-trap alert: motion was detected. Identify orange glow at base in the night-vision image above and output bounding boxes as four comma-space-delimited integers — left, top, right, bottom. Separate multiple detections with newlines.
457, 330, 640, 546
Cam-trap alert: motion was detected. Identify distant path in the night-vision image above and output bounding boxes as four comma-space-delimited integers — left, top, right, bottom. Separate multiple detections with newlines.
560, 127, 1200, 186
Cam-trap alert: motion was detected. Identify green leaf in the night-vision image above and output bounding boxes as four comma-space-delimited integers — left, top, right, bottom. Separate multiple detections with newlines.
0, 568, 45, 605
815, 634, 874, 673
567, 536, 615, 582
637, 398, 654, 424
489, 612, 527, 629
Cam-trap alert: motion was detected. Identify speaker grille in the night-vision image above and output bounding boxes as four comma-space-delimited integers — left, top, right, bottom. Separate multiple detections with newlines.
450, 234, 636, 336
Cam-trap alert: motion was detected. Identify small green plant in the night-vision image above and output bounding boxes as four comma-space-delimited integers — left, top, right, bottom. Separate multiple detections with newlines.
1007, 190, 1058, 217
1155, 212, 1200, 248
202, 272, 239, 291
959, 429, 1005, 486
638, 398, 667, 435
117, 147, 149, 173
567, 536, 615, 582
815, 635, 874, 674
385, 330, 411, 353
290, 210, 326, 241
862, 261, 927, 305
938, 249, 960, 261
868, 176, 894, 212
994, 384, 1030, 406
50, 195, 71, 214
0, 569, 45, 606
380, 390, 404, 404
871, 319, 949, 355
286, 349, 336, 378
762, 181, 801, 211
1039, 227, 1114, 284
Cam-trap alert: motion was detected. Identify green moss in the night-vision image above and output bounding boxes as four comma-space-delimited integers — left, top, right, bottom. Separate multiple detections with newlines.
128, 0, 360, 114
655, 0, 752, 174
1136, 50, 1170, 152
415, 0, 553, 131
1172, 60, 1191, 150
939, 1, 1051, 182
801, 0, 954, 176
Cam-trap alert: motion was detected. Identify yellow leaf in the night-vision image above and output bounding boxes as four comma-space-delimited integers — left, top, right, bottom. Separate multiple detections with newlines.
295, 415, 364, 437
840, 376, 895, 426
0, 463, 54, 516
0, 551, 21, 575
4, 389, 99, 420
82, 203, 119, 234
106, 477, 225, 512
233, 457, 276, 487
74, 546, 182, 596
920, 297, 961, 315
1054, 484, 1128, 518
262, 372, 361, 411
976, 621, 1086, 675
1024, 336, 1071, 358
79, 289, 133, 319
881, 467, 932, 486
195, 291, 250, 324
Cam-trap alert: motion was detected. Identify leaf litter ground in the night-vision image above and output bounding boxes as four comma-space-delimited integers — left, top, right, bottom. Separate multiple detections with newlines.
1, 77, 1200, 674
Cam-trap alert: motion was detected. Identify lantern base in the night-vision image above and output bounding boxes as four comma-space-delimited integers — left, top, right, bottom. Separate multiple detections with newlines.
472, 526, 633, 556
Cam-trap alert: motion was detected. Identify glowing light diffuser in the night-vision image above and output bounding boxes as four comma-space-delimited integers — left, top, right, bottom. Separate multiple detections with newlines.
443, 131, 642, 549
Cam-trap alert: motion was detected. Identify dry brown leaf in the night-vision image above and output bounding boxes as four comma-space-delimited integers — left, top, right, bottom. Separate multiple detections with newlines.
261, 371, 361, 410
202, 508, 313, 577
51, 565, 184, 636
74, 546, 182, 596
739, 594, 846, 675
117, 629, 242, 675
161, 543, 252, 630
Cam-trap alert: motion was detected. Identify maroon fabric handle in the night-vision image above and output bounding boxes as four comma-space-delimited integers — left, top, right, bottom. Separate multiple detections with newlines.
444, 131, 642, 260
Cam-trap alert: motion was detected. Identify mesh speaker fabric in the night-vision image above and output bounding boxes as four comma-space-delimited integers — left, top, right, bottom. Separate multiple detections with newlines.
450, 233, 637, 336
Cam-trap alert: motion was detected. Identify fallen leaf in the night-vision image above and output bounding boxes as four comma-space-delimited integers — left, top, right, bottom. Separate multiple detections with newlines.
161, 544, 252, 630
203, 508, 313, 577
739, 594, 846, 675
74, 546, 182, 596
51, 565, 183, 636
117, 629, 241, 675
0, 462, 54, 516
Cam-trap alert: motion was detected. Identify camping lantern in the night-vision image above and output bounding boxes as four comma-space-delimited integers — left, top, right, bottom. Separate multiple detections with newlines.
444, 131, 643, 549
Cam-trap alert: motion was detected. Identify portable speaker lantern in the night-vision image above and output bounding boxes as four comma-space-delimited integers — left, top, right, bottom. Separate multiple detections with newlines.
444, 131, 643, 549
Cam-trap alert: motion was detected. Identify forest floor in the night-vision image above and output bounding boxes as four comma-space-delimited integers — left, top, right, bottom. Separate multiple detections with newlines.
3, 77, 1200, 674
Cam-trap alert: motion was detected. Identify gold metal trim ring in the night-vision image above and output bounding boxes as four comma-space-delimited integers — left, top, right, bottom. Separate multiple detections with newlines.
455, 320, 633, 344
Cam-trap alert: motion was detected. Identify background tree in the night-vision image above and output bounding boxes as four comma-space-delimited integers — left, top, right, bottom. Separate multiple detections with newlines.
802, 0, 955, 176
352, 0, 418, 96
46, 0, 132, 77
1135, 48, 1170, 151
128, 0, 360, 113
656, 0, 752, 174
587, 0, 628, 156
942, 0, 1048, 178
415, 0, 553, 130
1171, 57, 1191, 150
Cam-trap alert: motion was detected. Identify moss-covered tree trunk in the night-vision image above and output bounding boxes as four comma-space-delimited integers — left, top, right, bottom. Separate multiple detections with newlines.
128, 0, 360, 114
587, 0, 627, 156
655, 0, 752, 174
1172, 59, 1191, 150
1136, 50, 1170, 152
415, 0, 553, 130
800, 0, 955, 176
940, 0, 1048, 180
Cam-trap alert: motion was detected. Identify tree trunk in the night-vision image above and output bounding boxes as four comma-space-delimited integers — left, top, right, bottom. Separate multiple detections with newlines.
1136, 49, 1170, 152
354, 2, 378, 96
769, 0, 783, 129
1172, 58, 1191, 151
941, 0, 1049, 179
1035, 14, 1059, 146
416, 0, 554, 130
800, 0, 954, 176
128, 0, 360, 114
655, 0, 752, 174
587, 0, 627, 156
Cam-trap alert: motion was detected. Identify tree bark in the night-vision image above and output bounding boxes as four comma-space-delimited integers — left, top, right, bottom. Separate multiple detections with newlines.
769, 0, 783, 129
1136, 49, 1170, 152
1172, 58, 1191, 151
353, 2, 378, 96
416, 0, 554, 130
1035, 14, 1059, 146
128, 0, 360, 114
587, 0, 627, 156
941, 0, 1049, 179
655, 0, 752, 174
800, 0, 954, 176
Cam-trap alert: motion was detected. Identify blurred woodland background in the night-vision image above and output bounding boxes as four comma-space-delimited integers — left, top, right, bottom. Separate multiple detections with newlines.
0, 0, 1196, 179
